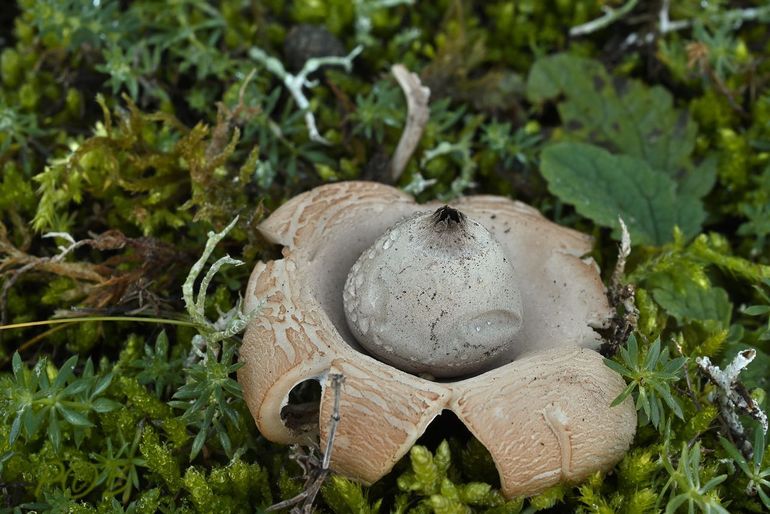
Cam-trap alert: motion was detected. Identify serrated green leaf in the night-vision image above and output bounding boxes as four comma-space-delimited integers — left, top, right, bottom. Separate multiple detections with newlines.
627, 334, 639, 364
680, 156, 717, 199
23, 409, 43, 439
527, 53, 710, 192
652, 281, 732, 326
652, 383, 683, 419
663, 357, 687, 375
643, 339, 662, 371
540, 142, 704, 244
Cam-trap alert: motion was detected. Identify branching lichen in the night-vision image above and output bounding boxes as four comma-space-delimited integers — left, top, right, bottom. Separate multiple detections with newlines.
697, 350, 768, 455
249, 45, 363, 144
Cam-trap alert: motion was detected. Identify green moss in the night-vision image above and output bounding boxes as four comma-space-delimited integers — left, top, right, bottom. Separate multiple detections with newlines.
140, 427, 182, 493
2, 0, 770, 512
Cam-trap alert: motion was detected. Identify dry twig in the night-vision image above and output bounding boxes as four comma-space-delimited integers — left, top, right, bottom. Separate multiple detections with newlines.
267, 373, 345, 514
601, 218, 639, 355
0, 227, 179, 324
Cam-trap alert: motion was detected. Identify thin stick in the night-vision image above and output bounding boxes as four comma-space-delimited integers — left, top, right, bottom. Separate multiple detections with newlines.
266, 373, 345, 513
321, 373, 344, 470
0, 316, 195, 330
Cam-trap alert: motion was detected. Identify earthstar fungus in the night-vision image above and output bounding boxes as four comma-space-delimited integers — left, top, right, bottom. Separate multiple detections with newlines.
238, 181, 637, 497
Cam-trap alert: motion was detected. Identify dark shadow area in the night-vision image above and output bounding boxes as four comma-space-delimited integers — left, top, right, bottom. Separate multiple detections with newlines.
417, 410, 501, 487
280, 378, 322, 433
0, 2, 19, 47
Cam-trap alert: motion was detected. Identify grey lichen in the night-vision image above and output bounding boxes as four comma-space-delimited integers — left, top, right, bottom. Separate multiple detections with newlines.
249, 45, 363, 144
696, 350, 769, 456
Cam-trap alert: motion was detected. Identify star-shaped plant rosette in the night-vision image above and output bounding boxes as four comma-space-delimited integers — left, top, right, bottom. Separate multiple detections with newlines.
238, 181, 636, 497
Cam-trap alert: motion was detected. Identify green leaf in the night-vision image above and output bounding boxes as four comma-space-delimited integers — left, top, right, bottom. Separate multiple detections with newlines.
759, 489, 770, 509
23, 409, 44, 439
652, 383, 683, 419
719, 437, 751, 476
610, 382, 637, 407
527, 53, 709, 192
53, 355, 79, 389
48, 411, 62, 451
92, 373, 114, 396
9, 412, 22, 444
753, 428, 766, 470
92, 398, 122, 413
63, 379, 90, 396
680, 156, 718, 199
652, 282, 732, 326
11, 352, 22, 380
744, 305, 770, 316
190, 427, 207, 461
603, 357, 632, 377
58, 405, 94, 427
643, 339, 662, 371
626, 334, 640, 364
540, 142, 704, 245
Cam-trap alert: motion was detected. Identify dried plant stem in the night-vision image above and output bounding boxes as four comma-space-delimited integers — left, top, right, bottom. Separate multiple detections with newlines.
0, 231, 107, 323
267, 373, 345, 514
389, 64, 431, 182
602, 219, 638, 355
0, 316, 195, 331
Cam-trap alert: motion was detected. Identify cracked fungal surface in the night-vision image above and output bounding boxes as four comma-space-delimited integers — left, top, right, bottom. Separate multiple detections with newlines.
238, 181, 637, 497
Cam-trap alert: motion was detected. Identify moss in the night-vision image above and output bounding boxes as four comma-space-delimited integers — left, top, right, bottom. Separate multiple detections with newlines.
2, 0, 770, 512
140, 427, 182, 494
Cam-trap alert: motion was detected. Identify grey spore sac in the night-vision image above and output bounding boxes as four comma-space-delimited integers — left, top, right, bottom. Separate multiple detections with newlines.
343, 206, 523, 378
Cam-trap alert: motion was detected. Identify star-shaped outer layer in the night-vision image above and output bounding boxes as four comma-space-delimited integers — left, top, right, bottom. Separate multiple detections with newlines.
238, 181, 636, 497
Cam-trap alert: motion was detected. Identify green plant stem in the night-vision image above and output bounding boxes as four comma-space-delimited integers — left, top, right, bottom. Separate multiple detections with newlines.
0, 316, 195, 331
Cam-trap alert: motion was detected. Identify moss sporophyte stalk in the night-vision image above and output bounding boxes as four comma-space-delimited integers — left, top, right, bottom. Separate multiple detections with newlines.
2, 0, 770, 512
